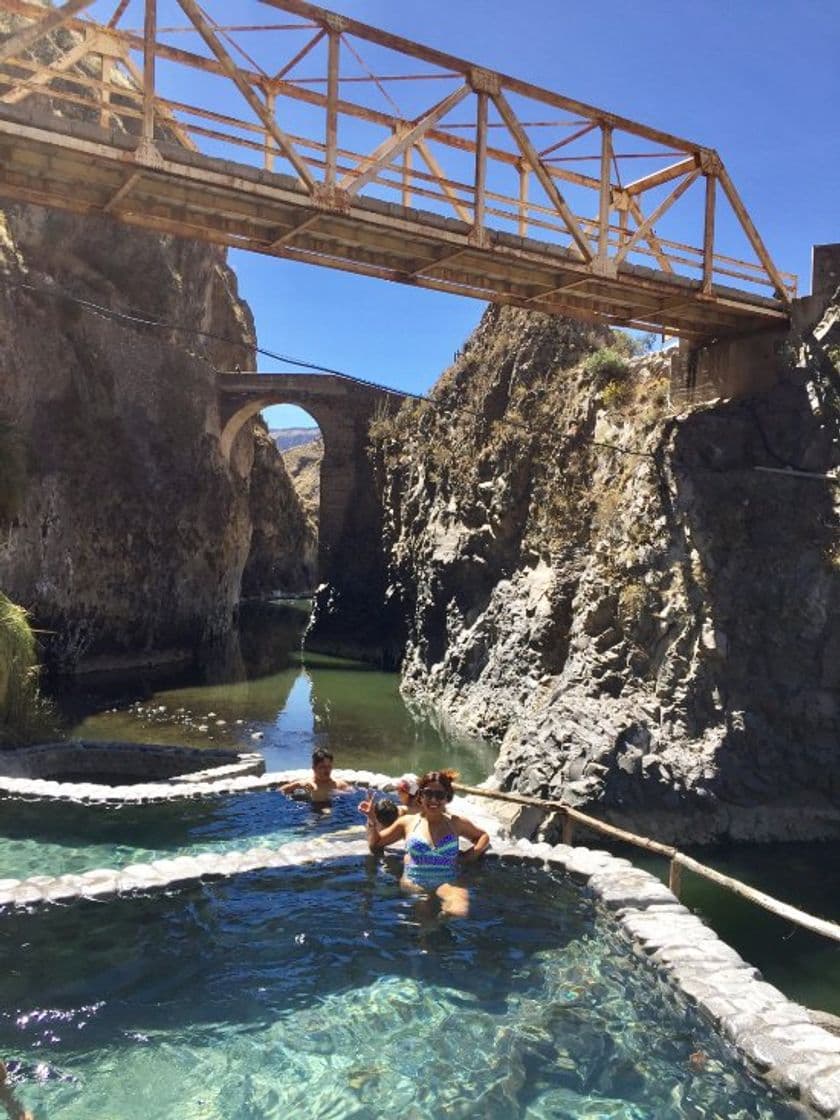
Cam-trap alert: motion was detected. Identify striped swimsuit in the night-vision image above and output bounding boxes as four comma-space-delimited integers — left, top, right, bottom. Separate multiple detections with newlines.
404, 818, 460, 887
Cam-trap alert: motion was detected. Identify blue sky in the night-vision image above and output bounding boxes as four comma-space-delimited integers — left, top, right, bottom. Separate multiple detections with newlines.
86, 0, 838, 428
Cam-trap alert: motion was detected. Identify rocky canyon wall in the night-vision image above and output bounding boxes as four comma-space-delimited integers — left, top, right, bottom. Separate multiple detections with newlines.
0, 200, 313, 672
376, 303, 840, 844
242, 422, 317, 598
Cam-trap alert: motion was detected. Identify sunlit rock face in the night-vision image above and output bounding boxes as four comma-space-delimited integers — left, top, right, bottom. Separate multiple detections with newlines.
0, 200, 312, 671
377, 303, 840, 844
0, 201, 247, 669
0, 3, 317, 672
242, 423, 317, 598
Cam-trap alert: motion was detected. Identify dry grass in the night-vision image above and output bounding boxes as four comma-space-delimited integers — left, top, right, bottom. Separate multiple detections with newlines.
0, 594, 56, 745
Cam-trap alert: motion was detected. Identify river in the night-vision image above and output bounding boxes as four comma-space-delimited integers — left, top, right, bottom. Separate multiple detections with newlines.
49, 599, 839, 1016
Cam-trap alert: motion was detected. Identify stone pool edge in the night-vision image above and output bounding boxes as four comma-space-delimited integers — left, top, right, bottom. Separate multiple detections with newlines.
0, 772, 836, 1117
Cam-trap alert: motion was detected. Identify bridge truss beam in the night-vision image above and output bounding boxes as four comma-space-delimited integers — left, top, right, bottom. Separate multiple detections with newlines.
0, 0, 795, 339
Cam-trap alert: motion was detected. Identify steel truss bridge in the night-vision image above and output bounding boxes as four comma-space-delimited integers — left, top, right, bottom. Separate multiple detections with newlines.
0, 0, 795, 340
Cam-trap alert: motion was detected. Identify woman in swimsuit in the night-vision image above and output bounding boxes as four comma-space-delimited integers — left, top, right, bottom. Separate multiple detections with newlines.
363, 770, 490, 917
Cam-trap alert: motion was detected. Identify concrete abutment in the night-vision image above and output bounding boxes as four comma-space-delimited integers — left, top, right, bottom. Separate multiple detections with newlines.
671, 243, 839, 404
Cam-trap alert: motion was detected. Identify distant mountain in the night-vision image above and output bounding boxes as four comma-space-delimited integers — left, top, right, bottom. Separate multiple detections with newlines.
283, 435, 323, 525
270, 427, 320, 452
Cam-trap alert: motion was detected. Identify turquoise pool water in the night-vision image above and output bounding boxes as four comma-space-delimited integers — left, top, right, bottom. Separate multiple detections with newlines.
0, 790, 367, 880
0, 861, 797, 1120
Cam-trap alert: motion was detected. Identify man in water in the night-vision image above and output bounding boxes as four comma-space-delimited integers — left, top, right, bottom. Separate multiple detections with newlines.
278, 748, 351, 803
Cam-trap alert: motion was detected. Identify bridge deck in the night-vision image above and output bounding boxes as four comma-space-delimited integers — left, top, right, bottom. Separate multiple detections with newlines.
0, 0, 794, 341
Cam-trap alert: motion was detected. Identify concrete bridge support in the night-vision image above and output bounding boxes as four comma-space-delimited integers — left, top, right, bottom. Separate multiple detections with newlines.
219, 373, 406, 657
671, 244, 839, 405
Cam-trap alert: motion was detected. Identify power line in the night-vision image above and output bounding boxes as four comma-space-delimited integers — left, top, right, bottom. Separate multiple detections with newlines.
2, 273, 837, 484
1, 275, 423, 400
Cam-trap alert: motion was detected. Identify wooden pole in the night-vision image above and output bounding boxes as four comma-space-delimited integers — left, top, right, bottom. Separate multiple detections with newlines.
674, 853, 840, 945
453, 782, 840, 945
142, 0, 156, 142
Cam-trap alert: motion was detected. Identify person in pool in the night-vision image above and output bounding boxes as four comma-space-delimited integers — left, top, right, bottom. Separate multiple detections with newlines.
394, 773, 421, 815
363, 769, 490, 917
355, 796, 401, 855
278, 748, 351, 803
0, 1061, 33, 1120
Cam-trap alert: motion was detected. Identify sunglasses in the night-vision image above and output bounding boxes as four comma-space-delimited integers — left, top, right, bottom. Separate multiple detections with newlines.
421, 789, 447, 801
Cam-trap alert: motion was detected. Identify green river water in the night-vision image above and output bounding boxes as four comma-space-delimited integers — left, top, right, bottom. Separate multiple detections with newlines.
37, 600, 839, 1020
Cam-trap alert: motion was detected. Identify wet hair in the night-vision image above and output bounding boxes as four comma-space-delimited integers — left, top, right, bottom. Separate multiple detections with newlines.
373, 798, 399, 827
312, 748, 334, 767
418, 769, 459, 802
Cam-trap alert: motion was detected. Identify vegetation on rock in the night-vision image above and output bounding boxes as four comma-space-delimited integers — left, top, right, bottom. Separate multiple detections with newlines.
0, 593, 54, 745
374, 301, 840, 843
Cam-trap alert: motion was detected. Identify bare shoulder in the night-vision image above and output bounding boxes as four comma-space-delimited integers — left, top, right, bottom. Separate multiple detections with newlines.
450, 813, 486, 836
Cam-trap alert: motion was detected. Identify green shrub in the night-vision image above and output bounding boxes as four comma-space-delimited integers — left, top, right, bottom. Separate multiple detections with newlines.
0, 594, 55, 745
602, 379, 631, 409
585, 348, 631, 386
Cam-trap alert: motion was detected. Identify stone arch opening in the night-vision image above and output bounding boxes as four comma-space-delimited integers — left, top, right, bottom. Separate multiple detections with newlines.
234, 399, 324, 601
262, 403, 323, 545
219, 373, 407, 657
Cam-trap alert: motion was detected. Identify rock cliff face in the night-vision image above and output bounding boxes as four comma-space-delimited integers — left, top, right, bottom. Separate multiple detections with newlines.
376, 303, 840, 844
242, 423, 316, 597
0, 200, 309, 671
282, 434, 322, 527
0, 4, 314, 673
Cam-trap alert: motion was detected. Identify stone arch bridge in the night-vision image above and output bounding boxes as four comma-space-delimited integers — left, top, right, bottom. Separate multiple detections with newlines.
219, 373, 406, 643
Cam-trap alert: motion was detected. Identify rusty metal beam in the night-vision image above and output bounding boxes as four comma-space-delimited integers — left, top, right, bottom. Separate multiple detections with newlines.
0, 0, 96, 64
0, 0, 795, 336
175, 0, 316, 189
338, 83, 470, 196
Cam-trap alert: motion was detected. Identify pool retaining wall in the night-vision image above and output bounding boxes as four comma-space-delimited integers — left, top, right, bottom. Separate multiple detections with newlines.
0, 741, 265, 785
0, 771, 836, 1117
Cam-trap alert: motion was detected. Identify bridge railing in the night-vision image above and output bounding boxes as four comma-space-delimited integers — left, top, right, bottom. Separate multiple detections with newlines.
0, 0, 796, 316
